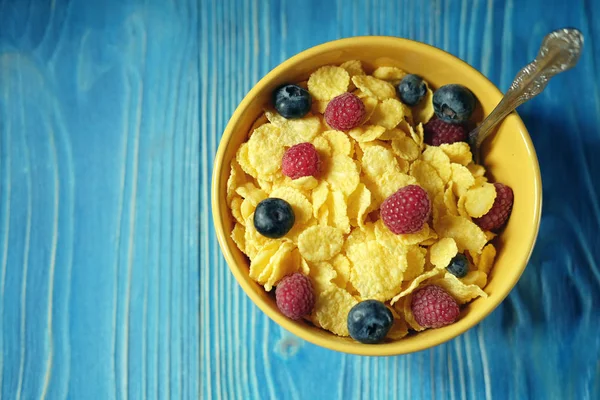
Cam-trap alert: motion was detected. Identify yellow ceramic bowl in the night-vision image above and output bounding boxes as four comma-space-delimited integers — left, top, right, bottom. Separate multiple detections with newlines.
212, 37, 542, 356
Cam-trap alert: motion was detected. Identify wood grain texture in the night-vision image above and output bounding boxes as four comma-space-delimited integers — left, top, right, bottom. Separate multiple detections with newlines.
0, 0, 599, 399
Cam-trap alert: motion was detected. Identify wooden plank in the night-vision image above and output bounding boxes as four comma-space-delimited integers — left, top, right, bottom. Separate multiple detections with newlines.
0, 0, 200, 398
0, 0, 599, 399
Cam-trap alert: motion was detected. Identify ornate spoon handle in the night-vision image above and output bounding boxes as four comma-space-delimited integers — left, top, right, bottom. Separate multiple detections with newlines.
469, 28, 583, 161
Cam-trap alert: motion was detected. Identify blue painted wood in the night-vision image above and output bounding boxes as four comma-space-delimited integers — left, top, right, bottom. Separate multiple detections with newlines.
1, 0, 599, 399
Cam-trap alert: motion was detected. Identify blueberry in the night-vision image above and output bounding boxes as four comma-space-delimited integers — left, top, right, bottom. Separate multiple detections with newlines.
273, 84, 312, 119
446, 253, 469, 278
347, 300, 393, 344
432, 84, 476, 124
396, 74, 427, 106
253, 198, 295, 238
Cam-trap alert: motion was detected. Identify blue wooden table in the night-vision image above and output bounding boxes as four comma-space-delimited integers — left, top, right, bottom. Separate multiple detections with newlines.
1, 0, 599, 399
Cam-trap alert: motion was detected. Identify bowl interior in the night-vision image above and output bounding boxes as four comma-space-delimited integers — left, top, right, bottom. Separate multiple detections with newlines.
212, 37, 541, 356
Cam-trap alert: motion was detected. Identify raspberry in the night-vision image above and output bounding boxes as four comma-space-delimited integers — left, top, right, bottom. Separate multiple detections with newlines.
424, 118, 467, 146
275, 273, 315, 320
324, 92, 365, 131
411, 285, 460, 328
380, 185, 431, 234
281, 142, 321, 179
473, 183, 514, 231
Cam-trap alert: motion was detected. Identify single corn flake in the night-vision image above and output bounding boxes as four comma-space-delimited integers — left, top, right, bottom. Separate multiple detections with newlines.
311, 286, 358, 336
430, 238, 459, 269
461, 270, 488, 289
280, 115, 322, 147
451, 163, 476, 198
457, 194, 471, 220
264, 108, 287, 127
477, 243, 496, 275
288, 175, 319, 192
391, 135, 421, 161
430, 272, 488, 304
369, 98, 410, 130
312, 135, 332, 158
298, 252, 311, 275
347, 183, 372, 228
413, 85, 435, 124
340, 60, 366, 77
444, 183, 459, 216
298, 225, 344, 261
352, 75, 396, 100
410, 160, 444, 199
372, 66, 408, 81
473, 175, 488, 187
230, 196, 245, 226
467, 162, 486, 178
401, 295, 426, 331
405, 246, 427, 281
348, 125, 386, 142
464, 182, 497, 218
322, 129, 353, 156
247, 123, 285, 178
379, 127, 405, 141
434, 215, 487, 254
308, 66, 350, 101
348, 240, 407, 301
440, 142, 473, 166
270, 186, 313, 225
312, 181, 330, 217
322, 154, 360, 196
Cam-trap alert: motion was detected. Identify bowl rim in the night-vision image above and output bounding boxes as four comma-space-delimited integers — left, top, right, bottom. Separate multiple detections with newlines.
211, 36, 542, 356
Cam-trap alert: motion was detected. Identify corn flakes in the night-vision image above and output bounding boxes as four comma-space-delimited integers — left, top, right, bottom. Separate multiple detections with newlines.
440, 142, 473, 166
311, 286, 358, 336
372, 66, 407, 81
434, 215, 487, 254
298, 225, 344, 261
352, 75, 396, 100
430, 272, 488, 304
369, 99, 409, 129
348, 240, 407, 301
464, 182, 497, 218
323, 154, 360, 196
308, 66, 350, 101
430, 238, 459, 269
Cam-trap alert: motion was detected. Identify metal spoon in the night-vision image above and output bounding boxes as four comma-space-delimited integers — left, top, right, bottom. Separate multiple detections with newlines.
468, 28, 584, 163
